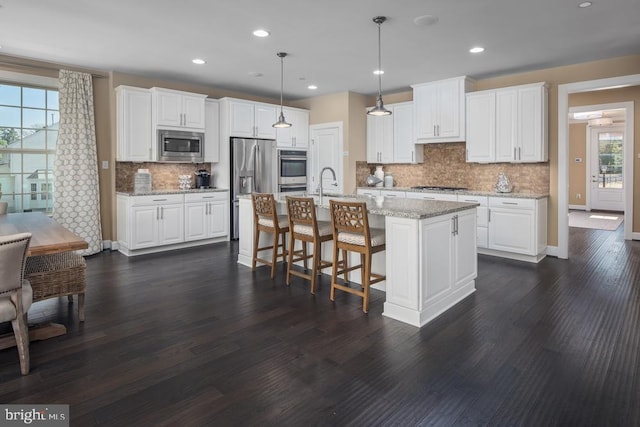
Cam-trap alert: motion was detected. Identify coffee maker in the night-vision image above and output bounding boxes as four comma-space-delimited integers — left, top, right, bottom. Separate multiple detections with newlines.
195, 169, 212, 189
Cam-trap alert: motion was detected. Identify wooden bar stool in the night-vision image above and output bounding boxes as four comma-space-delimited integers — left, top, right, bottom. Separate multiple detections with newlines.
251, 193, 289, 279
285, 196, 334, 294
329, 199, 386, 313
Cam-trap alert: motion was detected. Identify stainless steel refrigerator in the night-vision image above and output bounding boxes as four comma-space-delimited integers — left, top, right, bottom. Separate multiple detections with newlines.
230, 138, 276, 239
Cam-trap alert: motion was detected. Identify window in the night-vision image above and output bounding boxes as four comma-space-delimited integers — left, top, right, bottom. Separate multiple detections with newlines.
0, 82, 58, 213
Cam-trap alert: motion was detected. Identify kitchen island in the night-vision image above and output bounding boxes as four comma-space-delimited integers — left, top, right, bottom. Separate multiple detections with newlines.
237, 193, 479, 327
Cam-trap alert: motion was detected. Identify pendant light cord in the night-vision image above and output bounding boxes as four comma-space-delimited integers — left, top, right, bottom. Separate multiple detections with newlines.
280, 55, 284, 114
377, 21, 382, 98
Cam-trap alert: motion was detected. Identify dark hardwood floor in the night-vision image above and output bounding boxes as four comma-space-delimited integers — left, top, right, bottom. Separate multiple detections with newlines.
1, 225, 639, 426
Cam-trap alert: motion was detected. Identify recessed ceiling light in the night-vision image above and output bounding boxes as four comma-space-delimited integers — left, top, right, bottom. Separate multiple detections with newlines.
579, 1, 592, 7
307, 85, 318, 90
192, 58, 206, 65
469, 47, 485, 53
373, 70, 384, 75
253, 29, 270, 37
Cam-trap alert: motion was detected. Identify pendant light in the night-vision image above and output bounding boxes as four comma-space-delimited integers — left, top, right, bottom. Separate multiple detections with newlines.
367, 16, 392, 116
273, 52, 292, 128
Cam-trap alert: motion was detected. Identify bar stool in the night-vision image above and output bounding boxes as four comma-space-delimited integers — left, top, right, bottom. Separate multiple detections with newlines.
251, 193, 289, 279
285, 196, 334, 294
329, 199, 386, 313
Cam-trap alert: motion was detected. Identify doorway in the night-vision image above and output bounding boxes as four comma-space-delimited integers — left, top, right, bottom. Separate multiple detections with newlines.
309, 122, 343, 194
588, 124, 625, 212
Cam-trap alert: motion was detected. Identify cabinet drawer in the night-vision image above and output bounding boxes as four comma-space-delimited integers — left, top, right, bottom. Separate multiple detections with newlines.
489, 197, 535, 210
131, 194, 184, 206
380, 190, 406, 198
458, 195, 488, 206
406, 192, 457, 202
184, 191, 228, 203
357, 189, 380, 197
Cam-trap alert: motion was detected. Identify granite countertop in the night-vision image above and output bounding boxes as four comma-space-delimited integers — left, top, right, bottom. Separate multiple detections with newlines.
359, 186, 549, 200
117, 188, 229, 196
239, 193, 478, 220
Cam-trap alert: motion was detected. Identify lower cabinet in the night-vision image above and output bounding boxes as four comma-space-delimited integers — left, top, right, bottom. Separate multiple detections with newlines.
117, 191, 229, 256
184, 192, 229, 241
457, 194, 488, 248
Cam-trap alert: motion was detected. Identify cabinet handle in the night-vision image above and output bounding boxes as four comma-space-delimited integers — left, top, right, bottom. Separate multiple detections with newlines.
437, 124, 440, 136
202, 196, 215, 199
434, 125, 436, 136
161, 206, 164, 220
153, 198, 168, 202
502, 201, 518, 205
451, 216, 456, 235
386, 194, 397, 197
411, 151, 414, 162
456, 215, 459, 235
518, 147, 521, 160
488, 208, 491, 222
156, 206, 159, 220
514, 147, 517, 160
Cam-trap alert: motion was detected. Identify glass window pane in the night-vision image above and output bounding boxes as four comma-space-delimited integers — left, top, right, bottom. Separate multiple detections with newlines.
0, 106, 21, 127
47, 111, 59, 127
47, 153, 56, 170
47, 90, 59, 110
0, 127, 21, 147
0, 84, 21, 107
597, 132, 623, 189
22, 129, 47, 149
23, 153, 47, 174
23, 87, 46, 109
23, 108, 46, 130
46, 130, 58, 150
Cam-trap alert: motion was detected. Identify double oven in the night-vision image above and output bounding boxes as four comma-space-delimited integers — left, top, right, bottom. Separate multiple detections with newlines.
277, 150, 307, 194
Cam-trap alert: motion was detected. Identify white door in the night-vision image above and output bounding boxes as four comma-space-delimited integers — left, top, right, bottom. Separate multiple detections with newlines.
309, 122, 343, 194
589, 125, 624, 211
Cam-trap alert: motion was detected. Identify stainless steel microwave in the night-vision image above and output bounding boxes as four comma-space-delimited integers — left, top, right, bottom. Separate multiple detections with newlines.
157, 129, 204, 162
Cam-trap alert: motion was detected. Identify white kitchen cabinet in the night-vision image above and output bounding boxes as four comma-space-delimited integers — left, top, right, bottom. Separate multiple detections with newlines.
151, 87, 207, 130
486, 196, 547, 261
204, 99, 220, 163
412, 76, 474, 143
465, 90, 495, 163
357, 188, 381, 197
184, 192, 229, 241
467, 82, 548, 163
406, 192, 458, 202
457, 194, 488, 248
116, 86, 153, 162
227, 99, 277, 139
366, 102, 423, 164
124, 194, 184, 250
379, 190, 406, 198
276, 107, 309, 148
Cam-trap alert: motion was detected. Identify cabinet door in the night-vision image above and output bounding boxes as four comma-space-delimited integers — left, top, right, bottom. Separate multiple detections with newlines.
155, 90, 182, 127
208, 201, 228, 237
184, 202, 208, 241
488, 207, 535, 254
229, 101, 256, 137
130, 206, 159, 249
393, 103, 418, 163
290, 108, 309, 148
204, 100, 220, 163
496, 89, 518, 162
517, 85, 545, 162
414, 84, 438, 139
158, 204, 184, 245
422, 215, 454, 305
366, 114, 381, 163
254, 104, 277, 139
465, 91, 495, 162
182, 94, 205, 129
453, 211, 477, 288
366, 113, 393, 163
116, 87, 152, 162
436, 79, 462, 139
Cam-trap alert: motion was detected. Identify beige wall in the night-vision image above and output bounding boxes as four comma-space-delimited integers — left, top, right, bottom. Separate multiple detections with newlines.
568, 123, 587, 206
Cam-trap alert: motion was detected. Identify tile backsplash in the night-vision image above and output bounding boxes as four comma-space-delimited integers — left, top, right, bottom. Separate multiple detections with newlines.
356, 142, 550, 193
116, 162, 211, 192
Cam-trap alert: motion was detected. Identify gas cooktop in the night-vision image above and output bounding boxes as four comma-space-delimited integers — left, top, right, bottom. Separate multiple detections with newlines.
411, 186, 468, 191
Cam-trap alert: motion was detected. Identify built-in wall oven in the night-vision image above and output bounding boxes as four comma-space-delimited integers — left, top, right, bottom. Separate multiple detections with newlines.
278, 149, 307, 193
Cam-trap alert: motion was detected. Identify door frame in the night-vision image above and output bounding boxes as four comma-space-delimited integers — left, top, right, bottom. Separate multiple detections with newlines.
309, 121, 344, 194
585, 120, 625, 212
559, 76, 639, 259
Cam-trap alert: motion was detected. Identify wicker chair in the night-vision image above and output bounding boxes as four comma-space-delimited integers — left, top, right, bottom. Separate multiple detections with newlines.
329, 200, 386, 313
0, 232, 33, 375
25, 251, 87, 322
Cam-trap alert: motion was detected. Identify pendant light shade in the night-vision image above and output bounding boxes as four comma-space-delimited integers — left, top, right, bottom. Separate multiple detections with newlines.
273, 52, 292, 128
367, 16, 391, 116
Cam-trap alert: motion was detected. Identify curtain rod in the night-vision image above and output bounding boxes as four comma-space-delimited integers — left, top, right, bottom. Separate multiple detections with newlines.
0, 59, 107, 78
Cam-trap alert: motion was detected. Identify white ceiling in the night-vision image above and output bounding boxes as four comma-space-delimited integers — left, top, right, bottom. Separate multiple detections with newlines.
1, 0, 639, 100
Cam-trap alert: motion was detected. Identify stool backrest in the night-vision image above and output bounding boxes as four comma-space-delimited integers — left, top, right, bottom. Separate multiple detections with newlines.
251, 193, 277, 222
329, 200, 371, 245
286, 196, 317, 227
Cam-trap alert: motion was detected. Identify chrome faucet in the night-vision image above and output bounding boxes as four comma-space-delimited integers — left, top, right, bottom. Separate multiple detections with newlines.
319, 166, 338, 204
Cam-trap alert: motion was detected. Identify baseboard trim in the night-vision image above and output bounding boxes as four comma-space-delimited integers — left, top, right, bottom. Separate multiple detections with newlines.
632, 232, 640, 241
546, 245, 559, 257
568, 205, 587, 211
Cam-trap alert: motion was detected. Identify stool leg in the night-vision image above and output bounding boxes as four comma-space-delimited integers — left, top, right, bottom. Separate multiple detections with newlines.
286, 232, 295, 285
330, 244, 339, 301
342, 250, 349, 283
67, 295, 74, 303
302, 242, 308, 270
78, 293, 85, 322
310, 242, 318, 295
362, 253, 372, 313
280, 231, 288, 265
270, 231, 278, 279
252, 228, 260, 270
360, 253, 366, 289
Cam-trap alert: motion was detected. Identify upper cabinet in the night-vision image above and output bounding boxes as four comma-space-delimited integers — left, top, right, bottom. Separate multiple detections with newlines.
116, 86, 153, 162
276, 107, 309, 149
204, 99, 220, 163
466, 82, 548, 163
227, 99, 277, 139
412, 76, 474, 143
151, 87, 206, 131
366, 102, 423, 164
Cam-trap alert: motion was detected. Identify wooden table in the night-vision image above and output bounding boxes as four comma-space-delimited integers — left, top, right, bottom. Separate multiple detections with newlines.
0, 212, 88, 349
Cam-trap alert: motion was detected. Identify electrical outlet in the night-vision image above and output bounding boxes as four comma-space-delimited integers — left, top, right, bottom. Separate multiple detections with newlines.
101, 160, 109, 169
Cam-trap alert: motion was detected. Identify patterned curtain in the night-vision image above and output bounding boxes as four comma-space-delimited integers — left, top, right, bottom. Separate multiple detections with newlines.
53, 70, 102, 255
